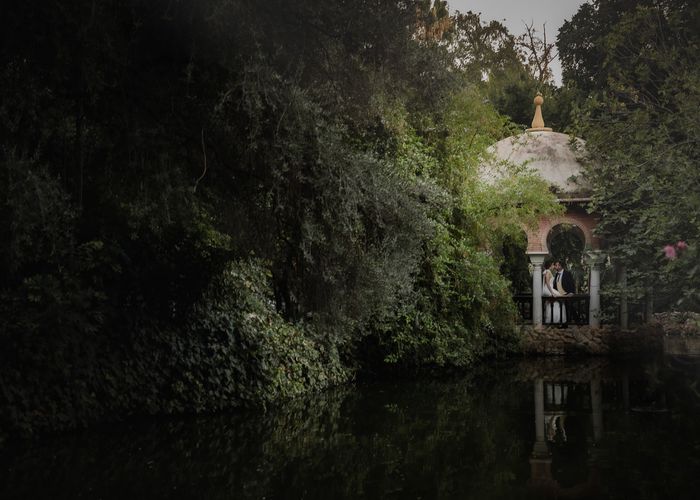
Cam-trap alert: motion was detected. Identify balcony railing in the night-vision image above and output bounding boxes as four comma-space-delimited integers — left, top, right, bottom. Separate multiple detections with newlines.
514, 294, 590, 326
514, 294, 534, 323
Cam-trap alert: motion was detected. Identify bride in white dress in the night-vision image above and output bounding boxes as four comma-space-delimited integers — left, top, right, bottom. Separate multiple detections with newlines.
542, 261, 566, 324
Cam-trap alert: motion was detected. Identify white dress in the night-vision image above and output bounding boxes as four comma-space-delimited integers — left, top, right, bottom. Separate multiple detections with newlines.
542, 270, 566, 323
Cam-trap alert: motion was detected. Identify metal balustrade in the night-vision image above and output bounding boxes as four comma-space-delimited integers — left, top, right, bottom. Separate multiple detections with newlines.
514, 294, 590, 326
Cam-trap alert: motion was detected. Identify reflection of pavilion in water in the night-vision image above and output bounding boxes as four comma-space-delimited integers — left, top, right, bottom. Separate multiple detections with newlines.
529, 377, 608, 498
523, 359, 659, 499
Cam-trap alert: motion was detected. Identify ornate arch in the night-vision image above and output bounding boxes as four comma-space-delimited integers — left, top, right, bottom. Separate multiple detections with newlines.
524, 209, 600, 255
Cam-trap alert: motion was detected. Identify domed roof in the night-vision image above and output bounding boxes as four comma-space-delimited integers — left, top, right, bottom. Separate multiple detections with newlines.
480, 95, 591, 198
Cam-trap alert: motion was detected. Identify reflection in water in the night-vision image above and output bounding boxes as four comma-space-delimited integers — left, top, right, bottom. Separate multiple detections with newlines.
1, 356, 700, 499
527, 370, 607, 498
523, 356, 700, 499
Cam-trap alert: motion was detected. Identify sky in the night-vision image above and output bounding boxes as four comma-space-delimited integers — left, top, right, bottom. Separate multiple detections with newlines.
446, 0, 589, 86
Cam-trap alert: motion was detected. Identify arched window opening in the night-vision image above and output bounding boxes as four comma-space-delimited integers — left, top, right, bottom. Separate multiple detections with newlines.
547, 223, 587, 293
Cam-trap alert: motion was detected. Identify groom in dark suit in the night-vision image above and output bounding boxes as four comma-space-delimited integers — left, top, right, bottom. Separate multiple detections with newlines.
553, 260, 577, 325
553, 260, 576, 295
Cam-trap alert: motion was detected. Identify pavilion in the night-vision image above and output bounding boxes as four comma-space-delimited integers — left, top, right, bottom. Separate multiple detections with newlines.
482, 95, 611, 328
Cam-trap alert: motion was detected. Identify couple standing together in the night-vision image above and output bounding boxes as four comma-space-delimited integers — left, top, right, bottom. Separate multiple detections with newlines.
542, 260, 575, 324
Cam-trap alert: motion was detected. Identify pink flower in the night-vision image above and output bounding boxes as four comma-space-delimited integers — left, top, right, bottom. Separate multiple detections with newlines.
676, 240, 688, 251
664, 244, 677, 260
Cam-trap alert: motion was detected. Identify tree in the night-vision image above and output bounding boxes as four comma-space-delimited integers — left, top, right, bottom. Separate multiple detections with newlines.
445, 12, 571, 130
560, 0, 700, 310
447, 11, 521, 82
0, 0, 568, 436
557, 0, 651, 91
518, 22, 557, 89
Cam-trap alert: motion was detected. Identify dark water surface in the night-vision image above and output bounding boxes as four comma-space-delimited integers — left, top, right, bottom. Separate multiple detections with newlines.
2, 356, 700, 499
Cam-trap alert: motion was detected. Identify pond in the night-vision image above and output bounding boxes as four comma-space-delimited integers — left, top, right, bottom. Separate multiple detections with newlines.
1, 355, 699, 499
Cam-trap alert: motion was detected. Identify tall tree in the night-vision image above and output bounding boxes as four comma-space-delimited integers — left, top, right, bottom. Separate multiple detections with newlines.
518, 22, 556, 89
560, 0, 700, 310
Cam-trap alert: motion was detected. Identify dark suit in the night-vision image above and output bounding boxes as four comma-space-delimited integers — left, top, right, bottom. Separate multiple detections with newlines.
556, 269, 577, 323
561, 270, 575, 295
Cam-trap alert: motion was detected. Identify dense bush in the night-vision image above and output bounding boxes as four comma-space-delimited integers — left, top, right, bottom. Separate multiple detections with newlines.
0, 259, 348, 438
0, 0, 558, 437
372, 235, 520, 370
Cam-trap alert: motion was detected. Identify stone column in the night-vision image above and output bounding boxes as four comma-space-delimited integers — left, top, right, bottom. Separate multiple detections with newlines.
533, 379, 548, 456
529, 253, 548, 327
529, 378, 555, 492
585, 251, 606, 328
619, 265, 628, 330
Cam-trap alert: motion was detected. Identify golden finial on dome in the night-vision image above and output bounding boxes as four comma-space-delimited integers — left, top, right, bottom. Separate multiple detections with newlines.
527, 93, 552, 132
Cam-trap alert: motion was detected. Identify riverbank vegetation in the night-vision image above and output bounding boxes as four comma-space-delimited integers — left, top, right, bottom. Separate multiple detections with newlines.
0, 0, 559, 437
2, 0, 698, 439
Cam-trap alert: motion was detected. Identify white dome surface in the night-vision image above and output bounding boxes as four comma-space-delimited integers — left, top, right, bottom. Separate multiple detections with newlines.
481, 131, 590, 197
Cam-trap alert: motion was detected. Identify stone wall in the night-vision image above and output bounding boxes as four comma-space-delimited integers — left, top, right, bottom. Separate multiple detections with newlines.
655, 312, 700, 356
518, 324, 664, 356
664, 336, 700, 357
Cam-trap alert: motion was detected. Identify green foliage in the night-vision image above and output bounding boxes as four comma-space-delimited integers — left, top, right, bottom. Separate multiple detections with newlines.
443, 10, 575, 131
447, 11, 522, 83
560, 0, 700, 311
377, 232, 520, 368
500, 233, 530, 294
0, 0, 562, 436
0, 157, 109, 338
0, 259, 349, 436
0, 158, 75, 278
169, 259, 351, 409
440, 89, 560, 250
363, 89, 558, 369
